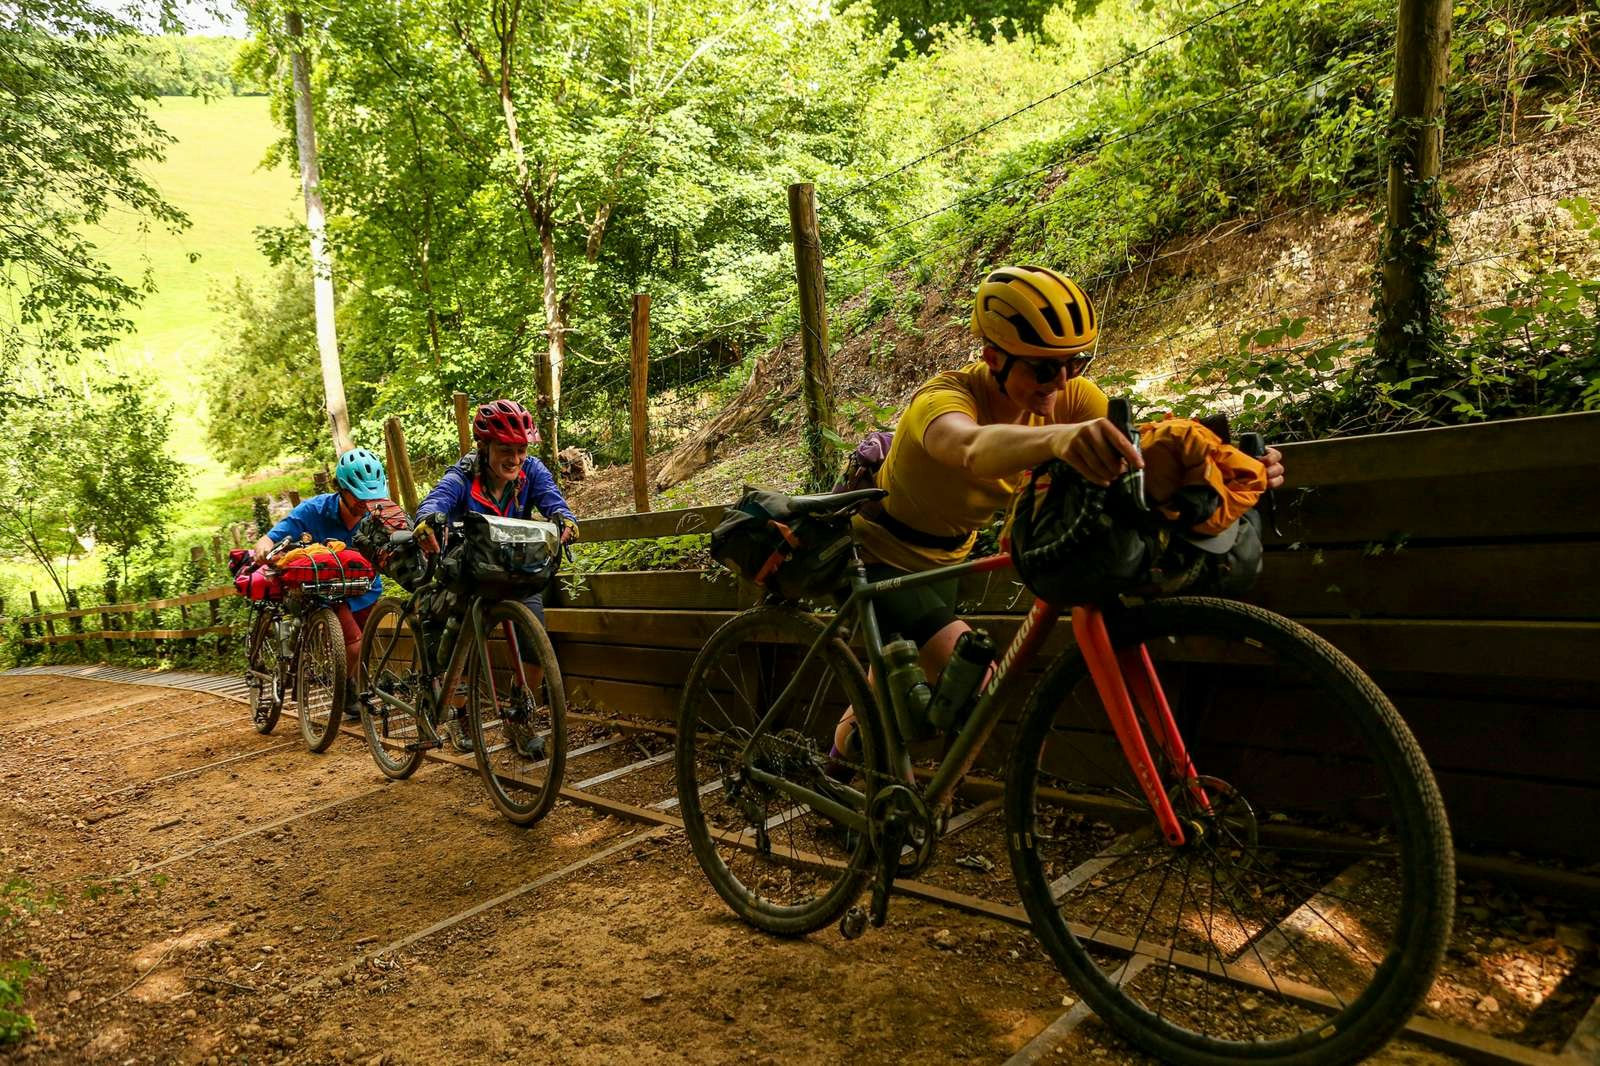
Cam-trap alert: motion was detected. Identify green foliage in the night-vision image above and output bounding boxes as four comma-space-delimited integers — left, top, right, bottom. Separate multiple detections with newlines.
204, 269, 337, 473
0, 0, 188, 395
0, 371, 190, 598
0, 959, 36, 1045
0, 878, 61, 931
75, 382, 192, 583
116, 34, 266, 96
226, 0, 900, 470
565, 534, 712, 575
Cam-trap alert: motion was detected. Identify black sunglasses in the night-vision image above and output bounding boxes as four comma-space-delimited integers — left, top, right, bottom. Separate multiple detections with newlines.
1007, 352, 1094, 384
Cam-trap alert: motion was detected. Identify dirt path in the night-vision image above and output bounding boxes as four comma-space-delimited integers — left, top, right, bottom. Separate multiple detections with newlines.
1, 674, 1593, 1065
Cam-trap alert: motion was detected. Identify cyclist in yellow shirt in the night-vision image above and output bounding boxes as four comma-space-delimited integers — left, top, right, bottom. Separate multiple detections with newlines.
833, 265, 1284, 760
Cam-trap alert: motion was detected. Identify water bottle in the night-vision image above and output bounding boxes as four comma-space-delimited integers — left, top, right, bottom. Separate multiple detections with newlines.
436, 615, 461, 669
882, 638, 933, 742
926, 629, 996, 733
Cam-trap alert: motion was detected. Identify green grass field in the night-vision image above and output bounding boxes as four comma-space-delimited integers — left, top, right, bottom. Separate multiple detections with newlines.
91, 95, 300, 477
3, 96, 307, 611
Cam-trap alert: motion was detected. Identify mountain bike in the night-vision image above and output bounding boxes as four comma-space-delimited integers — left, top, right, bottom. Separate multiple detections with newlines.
356, 513, 568, 827
674, 484, 1454, 1065
239, 540, 367, 753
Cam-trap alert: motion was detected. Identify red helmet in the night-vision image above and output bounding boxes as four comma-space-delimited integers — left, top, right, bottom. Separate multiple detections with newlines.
472, 399, 539, 445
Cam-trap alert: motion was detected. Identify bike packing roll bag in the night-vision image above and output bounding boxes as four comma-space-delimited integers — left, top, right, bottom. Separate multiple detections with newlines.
278, 549, 376, 598
710, 488, 854, 602
458, 512, 561, 596
1007, 456, 1265, 607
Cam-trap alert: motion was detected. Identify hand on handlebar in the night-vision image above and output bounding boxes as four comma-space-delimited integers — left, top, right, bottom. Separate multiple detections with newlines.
1054, 418, 1144, 487
1262, 446, 1285, 490
416, 525, 443, 556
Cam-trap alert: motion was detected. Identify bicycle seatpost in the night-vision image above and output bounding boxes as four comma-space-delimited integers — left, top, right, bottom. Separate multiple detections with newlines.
1107, 397, 1147, 510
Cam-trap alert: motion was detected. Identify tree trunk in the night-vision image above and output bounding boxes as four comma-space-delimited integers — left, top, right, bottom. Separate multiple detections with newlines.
286, 9, 353, 456
536, 204, 563, 468
655, 343, 796, 490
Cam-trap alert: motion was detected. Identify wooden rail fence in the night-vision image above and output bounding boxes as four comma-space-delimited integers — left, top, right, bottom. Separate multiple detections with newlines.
10, 412, 1598, 854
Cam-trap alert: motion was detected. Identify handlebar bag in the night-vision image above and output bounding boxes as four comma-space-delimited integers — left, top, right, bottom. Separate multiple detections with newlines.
279, 549, 376, 599
234, 565, 286, 602
460, 512, 561, 596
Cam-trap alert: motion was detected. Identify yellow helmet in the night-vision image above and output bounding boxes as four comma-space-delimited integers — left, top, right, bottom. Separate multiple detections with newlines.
970, 265, 1097, 357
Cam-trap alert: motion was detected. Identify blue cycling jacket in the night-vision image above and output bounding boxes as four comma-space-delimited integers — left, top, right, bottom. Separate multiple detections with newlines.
415, 453, 577, 527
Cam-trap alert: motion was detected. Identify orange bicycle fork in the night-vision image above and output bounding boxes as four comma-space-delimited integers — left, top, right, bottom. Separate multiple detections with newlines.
1070, 605, 1210, 847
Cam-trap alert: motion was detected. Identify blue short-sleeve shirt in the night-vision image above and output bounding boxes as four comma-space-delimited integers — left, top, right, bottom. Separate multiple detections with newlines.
265, 493, 382, 612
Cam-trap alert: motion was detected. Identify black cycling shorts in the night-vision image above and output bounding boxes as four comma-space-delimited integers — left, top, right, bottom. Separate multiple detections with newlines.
864, 563, 958, 647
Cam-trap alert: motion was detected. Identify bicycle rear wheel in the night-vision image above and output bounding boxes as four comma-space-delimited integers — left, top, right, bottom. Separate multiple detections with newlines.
296, 607, 347, 754
675, 606, 883, 936
245, 609, 281, 735
1005, 597, 1452, 1066
357, 599, 429, 780
466, 600, 567, 827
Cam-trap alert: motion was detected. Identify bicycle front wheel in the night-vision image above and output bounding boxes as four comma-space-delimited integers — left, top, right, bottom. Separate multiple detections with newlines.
466, 600, 567, 827
296, 607, 348, 754
246, 608, 282, 735
1005, 597, 1453, 1066
675, 606, 883, 937
357, 599, 429, 780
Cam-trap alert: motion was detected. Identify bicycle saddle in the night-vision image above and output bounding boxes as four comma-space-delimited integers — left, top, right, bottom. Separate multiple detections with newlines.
786, 488, 887, 517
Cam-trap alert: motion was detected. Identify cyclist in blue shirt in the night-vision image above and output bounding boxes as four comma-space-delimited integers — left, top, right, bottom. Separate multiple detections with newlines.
253, 447, 390, 719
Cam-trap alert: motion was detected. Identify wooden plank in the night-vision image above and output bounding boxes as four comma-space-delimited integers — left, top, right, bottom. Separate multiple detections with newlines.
37, 625, 240, 644
1267, 466, 1600, 546
556, 570, 750, 611
544, 607, 738, 647
1305, 618, 1600, 681
1278, 411, 1600, 487
554, 643, 698, 686
567, 677, 680, 722
1251, 542, 1600, 621
580, 505, 724, 543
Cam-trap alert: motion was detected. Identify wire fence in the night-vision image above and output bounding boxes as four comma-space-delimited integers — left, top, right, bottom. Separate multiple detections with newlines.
555, 0, 1596, 481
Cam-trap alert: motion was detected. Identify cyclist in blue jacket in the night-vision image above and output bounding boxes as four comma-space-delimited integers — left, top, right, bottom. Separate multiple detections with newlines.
413, 399, 577, 755
253, 447, 390, 719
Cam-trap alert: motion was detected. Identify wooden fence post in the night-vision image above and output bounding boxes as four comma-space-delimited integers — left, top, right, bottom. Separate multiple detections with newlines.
383, 416, 420, 514
288, 489, 302, 508
209, 594, 223, 657
27, 590, 40, 646
66, 589, 85, 659
313, 470, 331, 494
787, 182, 838, 493
1375, 0, 1453, 377
630, 293, 652, 513
102, 580, 117, 656
454, 392, 472, 458
211, 535, 224, 567
147, 576, 163, 657
252, 496, 270, 537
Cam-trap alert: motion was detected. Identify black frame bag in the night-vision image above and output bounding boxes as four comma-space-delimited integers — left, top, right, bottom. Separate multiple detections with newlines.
711, 489, 855, 602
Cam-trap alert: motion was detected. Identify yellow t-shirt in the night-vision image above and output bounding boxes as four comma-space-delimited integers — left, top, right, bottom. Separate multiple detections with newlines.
852, 362, 1108, 572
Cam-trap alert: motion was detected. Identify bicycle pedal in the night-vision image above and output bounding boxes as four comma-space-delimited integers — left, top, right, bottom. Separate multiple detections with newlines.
839, 906, 868, 940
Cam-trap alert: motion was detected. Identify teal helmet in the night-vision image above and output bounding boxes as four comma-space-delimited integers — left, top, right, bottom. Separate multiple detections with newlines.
335, 448, 389, 501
